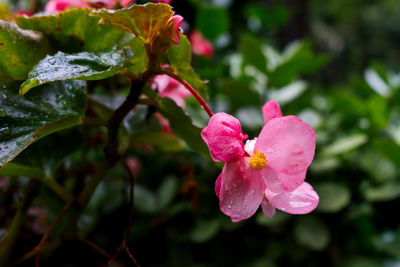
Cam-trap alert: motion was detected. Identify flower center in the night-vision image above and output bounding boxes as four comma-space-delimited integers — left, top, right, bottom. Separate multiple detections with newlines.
248, 150, 267, 170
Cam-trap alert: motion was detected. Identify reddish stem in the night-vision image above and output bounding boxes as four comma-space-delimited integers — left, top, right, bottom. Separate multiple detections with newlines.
162, 70, 214, 118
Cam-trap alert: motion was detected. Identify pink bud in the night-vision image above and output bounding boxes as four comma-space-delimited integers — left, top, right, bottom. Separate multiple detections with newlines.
189, 30, 214, 58
165, 15, 183, 46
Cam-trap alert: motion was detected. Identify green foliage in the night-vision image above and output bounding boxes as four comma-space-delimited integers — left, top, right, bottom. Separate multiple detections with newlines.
16, 9, 126, 52
195, 7, 229, 40
0, 20, 50, 81
20, 48, 132, 95
0, 80, 86, 168
168, 33, 206, 97
1, 1, 400, 266
158, 97, 209, 157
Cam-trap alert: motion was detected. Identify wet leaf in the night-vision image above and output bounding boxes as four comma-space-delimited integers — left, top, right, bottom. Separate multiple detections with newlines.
0, 20, 50, 81
158, 97, 209, 157
20, 48, 132, 95
16, 9, 126, 52
92, 3, 173, 43
168, 33, 206, 98
0, 80, 87, 168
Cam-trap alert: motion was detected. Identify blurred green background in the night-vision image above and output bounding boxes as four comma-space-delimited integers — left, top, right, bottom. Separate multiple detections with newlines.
1, 0, 400, 266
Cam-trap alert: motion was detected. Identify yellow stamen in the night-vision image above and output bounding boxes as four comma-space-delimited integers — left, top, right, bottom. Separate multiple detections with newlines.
248, 150, 267, 170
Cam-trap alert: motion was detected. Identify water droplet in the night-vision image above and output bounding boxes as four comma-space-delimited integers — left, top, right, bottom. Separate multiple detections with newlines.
0, 127, 11, 135
227, 204, 232, 209
48, 58, 56, 65
0, 108, 6, 117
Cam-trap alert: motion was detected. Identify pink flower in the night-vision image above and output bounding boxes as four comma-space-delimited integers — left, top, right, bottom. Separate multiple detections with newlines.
151, 74, 190, 108
119, 0, 134, 6
189, 30, 214, 58
163, 15, 183, 46
45, 0, 88, 12
201, 100, 319, 222
45, 0, 130, 12
151, 74, 190, 134
153, 0, 172, 4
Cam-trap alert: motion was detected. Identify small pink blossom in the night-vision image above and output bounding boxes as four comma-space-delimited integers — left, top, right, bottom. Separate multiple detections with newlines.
153, 0, 172, 4
189, 30, 214, 58
16, 10, 32, 16
163, 15, 183, 46
119, 0, 134, 6
151, 74, 190, 134
45, 0, 131, 12
201, 100, 319, 222
151, 74, 190, 108
45, 0, 88, 12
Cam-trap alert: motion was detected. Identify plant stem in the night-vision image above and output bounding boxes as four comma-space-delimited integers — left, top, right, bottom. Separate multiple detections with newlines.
104, 79, 145, 165
162, 70, 214, 118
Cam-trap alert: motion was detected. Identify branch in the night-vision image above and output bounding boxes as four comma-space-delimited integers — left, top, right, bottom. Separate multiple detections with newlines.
104, 79, 146, 166
106, 161, 140, 267
161, 70, 214, 118
11, 200, 75, 267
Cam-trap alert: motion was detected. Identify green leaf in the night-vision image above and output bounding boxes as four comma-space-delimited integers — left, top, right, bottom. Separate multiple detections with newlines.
20, 48, 132, 95
0, 80, 87, 168
168, 33, 206, 98
373, 138, 400, 167
158, 97, 209, 157
16, 9, 126, 53
4, 129, 83, 178
0, 20, 50, 81
0, 162, 44, 177
268, 41, 328, 88
123, 36, 148, 76
131, 132, 184, 152
134, 185, 159, 214
363, 182, 400, 202
92, 3, 173, 43
322, 134, 368, 156
219, 79, 261, 111
189, 218, 220, 243
315, 182, 351, 213
367, 94, 389, 130
239, 33, 267, 73
195, 7, 230, 40
294, 216, 330, 251
158, 176, 179, 210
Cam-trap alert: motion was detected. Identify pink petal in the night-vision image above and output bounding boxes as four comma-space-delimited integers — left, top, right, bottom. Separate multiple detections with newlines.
219, 158, 265, 222
45, 0, 87, 12
153, 0, 171, 3
215, 173, 222, 198
255, 115, 316, 191
201, 113, 248, 162
261, 198, 276, 218
165, 15, 183, 46
119, 0, 134, 6
262, 168, 319, 214
152, 75, 190, 108
189, 30, 214, 58
262, 100, 282, 123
